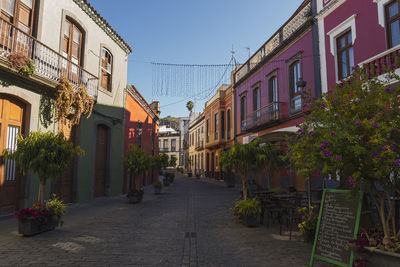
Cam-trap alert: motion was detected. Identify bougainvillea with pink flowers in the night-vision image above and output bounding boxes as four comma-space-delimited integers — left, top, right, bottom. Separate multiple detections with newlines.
286, 66, 400, 245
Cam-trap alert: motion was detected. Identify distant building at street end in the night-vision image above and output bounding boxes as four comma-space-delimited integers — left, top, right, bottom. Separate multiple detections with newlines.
178, 117, 189, 168
158, 125, 180, 167
189, 112, 205, 177
204, 84, 234, 179
124, 85, 159, 193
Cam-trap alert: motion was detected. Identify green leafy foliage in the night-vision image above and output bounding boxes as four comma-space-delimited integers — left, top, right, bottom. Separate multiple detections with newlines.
125, 144, 149, 175
4, 131, 83, 205
186, 101, 194, 113
45, 194, 67, 226
286, 67, 400, 239
233, 198, 261, 218
169, 155, 178, 167
152, 181, 163, 189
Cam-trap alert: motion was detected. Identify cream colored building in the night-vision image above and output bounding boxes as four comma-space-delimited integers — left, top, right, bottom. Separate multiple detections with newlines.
188, 112, 205, 177
158, 125, 180, 166
0, 0, 131, 214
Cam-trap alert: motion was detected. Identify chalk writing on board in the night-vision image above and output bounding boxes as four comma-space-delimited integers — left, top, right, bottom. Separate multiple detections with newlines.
315, 193, 357, 263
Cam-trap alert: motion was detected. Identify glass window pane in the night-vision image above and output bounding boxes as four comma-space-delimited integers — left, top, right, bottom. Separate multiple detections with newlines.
73, 27, 81, 44
349, 47, 354, 73
2, 0, 15, 15
389, 2, 399, 18
391, 21, 400, 47
64, 21, 70, 36
21, 0, 33, 8
340, 36, 346, 48
341, 51, 348, 78
347, 32, 352, 45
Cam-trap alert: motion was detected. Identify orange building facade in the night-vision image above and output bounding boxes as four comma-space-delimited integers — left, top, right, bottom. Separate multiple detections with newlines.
204, 84, 234, 179
123, 85, 159, 193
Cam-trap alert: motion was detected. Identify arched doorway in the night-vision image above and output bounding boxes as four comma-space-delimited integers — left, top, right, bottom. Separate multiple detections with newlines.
94, 124, 109, 197
0, 96, 26, 214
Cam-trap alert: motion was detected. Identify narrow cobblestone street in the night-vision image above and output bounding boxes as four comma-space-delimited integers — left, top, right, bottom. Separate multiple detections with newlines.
0, 174, 332, 266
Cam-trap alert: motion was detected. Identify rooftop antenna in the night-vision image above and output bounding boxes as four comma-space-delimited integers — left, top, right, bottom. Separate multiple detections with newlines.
231, 44, 236, 70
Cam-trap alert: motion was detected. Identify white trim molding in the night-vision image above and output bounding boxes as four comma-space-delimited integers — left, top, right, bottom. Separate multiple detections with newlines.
374, 0, 392, 28
316, 0, 347, 18
327, 14, 357, 56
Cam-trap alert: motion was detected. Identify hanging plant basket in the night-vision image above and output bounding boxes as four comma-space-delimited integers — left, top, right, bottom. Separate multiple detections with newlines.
55, 78, 94, 126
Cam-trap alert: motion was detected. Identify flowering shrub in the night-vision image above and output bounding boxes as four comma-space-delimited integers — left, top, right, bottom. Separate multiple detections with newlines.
286, 67, 400, 243
297, 206, 318, 236
348, 229, 400, 266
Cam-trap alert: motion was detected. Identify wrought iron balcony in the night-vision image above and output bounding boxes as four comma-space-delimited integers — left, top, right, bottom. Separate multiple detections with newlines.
241, 102, 282, 132
0, 18, 98, 99
159, 147, 170, 152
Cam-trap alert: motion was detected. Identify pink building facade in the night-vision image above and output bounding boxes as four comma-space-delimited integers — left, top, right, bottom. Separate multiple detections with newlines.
317, 0, 400, 92
233, 0, 320, 190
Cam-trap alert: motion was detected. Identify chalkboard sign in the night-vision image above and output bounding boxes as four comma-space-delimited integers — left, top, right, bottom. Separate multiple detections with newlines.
310, 189, 363, 267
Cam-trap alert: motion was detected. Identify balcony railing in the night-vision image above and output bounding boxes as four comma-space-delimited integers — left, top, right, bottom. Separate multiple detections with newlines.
159, 147, 169, 152
359, 45, 400, 78
234, 1, 311, 84
241, 102, 282, 132
0, 18, 98, 99
195, 140, 204, 151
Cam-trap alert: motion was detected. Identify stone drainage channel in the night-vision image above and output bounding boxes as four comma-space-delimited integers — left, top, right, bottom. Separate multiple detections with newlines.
181, 192, 198, 267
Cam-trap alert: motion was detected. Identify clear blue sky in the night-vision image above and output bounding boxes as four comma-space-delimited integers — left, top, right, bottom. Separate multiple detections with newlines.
90, 0, 304, 118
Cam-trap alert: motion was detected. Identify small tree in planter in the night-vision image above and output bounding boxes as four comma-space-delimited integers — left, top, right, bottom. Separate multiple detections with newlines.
229, 141, 258, 200
5, 131, 83, 235
152, 181, 163, 195
124, 144, 149, 203
286, 67, 400, 257
4, 131, 83, 206
232, 198, 261, 227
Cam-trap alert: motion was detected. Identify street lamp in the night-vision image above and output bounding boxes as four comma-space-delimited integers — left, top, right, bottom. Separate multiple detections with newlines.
296, 77, 307, 89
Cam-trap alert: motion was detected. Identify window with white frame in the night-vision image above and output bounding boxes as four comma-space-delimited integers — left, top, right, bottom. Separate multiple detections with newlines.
327, 14, 357, 82
385, 0, 400, 48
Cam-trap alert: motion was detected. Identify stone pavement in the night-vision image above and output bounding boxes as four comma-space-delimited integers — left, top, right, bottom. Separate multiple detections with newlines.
0, 174, 333, 266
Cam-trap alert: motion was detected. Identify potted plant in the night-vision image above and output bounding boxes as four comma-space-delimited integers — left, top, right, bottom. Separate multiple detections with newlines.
4, 131, 82, 236
297, 206, 318, 243
233, 198, 261, 227
163, 172, 171, 186
153, 181, 163, 195
125, 144, 150, 204
286, 67, 400, 263
8, 51, 35, 76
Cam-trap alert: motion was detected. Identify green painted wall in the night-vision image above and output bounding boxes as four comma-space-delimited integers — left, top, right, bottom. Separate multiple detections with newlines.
76, 103, 125, 203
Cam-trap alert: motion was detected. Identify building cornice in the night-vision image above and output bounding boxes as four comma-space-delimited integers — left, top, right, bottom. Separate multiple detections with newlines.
127, 84, 159, 122
73, 0, 132, 54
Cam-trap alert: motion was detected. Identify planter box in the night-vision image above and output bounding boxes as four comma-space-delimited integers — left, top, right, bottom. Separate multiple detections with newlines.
18, 217, 59, 236
242, 214, 259, 227
304, 228, 315, 243
128, 193, 143, 204
163, 179, 170, 187
154, 187, 162, 195
365, 247, 400, 267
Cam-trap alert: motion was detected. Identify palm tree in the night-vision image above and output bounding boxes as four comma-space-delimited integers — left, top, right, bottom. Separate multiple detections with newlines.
186, 101, 194, 116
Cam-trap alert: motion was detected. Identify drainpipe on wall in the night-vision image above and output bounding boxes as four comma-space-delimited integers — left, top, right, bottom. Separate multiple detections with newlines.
233, 88, 237, 143
312, 0, 322, 99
